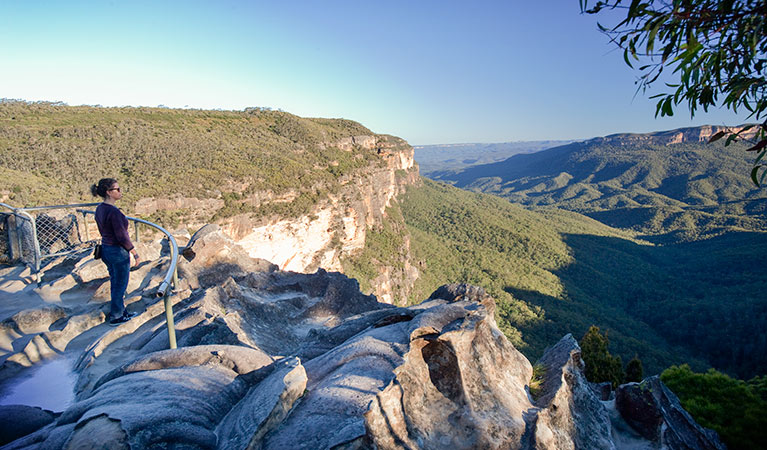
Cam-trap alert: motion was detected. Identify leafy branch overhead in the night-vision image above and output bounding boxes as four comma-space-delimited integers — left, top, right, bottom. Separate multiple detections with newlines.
580, 0, 767, 185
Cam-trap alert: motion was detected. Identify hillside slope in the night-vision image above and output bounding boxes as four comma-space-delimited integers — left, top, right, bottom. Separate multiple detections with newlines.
0, 100, 419, 303
399, 179, 767, 378
434, 126, 767, 243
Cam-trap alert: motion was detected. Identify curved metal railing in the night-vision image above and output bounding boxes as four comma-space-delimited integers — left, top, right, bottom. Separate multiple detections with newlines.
78, 208, 179, 349
2, 202, 179, 349
17, 203, 100, 277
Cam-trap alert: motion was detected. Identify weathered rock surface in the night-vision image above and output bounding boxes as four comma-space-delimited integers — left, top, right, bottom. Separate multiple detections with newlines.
615, 377, 726, 450
530, 334, 615, 449
0, 233, 725, 450
0, 405, 58, 445
367, 292, 533, 449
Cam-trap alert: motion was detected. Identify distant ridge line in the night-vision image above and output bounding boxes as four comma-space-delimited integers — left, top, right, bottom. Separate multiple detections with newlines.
591, 124, 758, 146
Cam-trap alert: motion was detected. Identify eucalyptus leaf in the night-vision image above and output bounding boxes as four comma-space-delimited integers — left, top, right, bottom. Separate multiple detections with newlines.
582, 0, 767, 186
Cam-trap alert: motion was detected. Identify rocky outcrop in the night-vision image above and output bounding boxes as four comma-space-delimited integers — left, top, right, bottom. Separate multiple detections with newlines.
615, 377, 726, 449
529, 334, 614, 450
596, 124, 757, 147
0, 405, 58, 446
0, 233, 724, 449
366, 286, 533, 449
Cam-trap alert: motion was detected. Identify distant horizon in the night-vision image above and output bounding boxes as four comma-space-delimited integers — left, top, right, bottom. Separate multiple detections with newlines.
3, 97, 748, 149
408, 123, 752, 147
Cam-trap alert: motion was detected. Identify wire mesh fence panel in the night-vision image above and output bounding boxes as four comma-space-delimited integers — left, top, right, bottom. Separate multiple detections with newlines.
20, 208, 99, 266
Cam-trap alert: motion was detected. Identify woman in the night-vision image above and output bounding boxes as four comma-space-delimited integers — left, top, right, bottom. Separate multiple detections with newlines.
91, 178, 140, 325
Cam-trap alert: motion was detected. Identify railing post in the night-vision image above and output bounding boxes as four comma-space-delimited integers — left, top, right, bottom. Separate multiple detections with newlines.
17, 210, 42, 285
134, 221, 140, 244
14, 215, 23, 261
82, 211, 90, 242
164, 295, 177, 349
6, 214, 21, 261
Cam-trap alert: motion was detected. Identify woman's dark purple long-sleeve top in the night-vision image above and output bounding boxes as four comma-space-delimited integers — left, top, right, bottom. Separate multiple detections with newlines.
95, 203, 134, 251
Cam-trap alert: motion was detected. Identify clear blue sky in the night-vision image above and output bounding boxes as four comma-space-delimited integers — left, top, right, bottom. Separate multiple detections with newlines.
0, 0, 746, 145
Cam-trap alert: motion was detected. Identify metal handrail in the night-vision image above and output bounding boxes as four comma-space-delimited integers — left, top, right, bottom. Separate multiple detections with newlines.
2, 202, 179, 349
78, 208, 179, 349
17, 202, 101, 211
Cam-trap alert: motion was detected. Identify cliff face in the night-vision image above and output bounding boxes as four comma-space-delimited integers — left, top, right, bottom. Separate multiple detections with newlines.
596, 124, 756, 146
134, 134, 420, 304
224, 136, 415, 270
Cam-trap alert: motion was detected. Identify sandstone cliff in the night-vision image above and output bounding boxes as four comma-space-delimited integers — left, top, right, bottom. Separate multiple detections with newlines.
134, 134, 419, 304
595, 124, 757, 146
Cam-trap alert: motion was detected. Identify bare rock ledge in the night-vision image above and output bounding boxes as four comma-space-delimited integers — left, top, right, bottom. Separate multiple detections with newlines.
0, 230, 723, 449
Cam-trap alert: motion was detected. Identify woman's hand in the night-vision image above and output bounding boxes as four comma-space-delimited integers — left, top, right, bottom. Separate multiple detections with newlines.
131, 250, 140, 267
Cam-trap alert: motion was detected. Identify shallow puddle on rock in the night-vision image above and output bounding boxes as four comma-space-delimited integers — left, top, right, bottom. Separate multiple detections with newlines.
0, 356, 77, 412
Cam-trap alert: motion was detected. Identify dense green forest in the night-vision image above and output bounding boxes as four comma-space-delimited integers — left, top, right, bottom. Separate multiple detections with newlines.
0, 100, 404, 221
398, 179, 767, 378
661, 365, 767, 450
433, 134, 767, 243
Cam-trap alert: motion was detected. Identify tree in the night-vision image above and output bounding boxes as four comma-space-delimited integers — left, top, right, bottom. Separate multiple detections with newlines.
580, 325, 625, 387
580, 0, 767, 186
661, 364, 767, 449
625, 355, 644, 382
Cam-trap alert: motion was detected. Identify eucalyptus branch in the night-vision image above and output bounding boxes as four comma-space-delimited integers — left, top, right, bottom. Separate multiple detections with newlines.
581, 0, 767, 186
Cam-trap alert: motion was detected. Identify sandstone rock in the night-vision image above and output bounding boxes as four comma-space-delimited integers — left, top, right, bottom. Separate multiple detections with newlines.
615, 382, 665, 440
5, 305, 68, 335
217, 357, 307, 449
265, 317, 412, 449
365, 295, 533, 450
74, 293, 187, 373
47, 355, 267, 449
428, 283, 492, 305
132, 241, 162, 264
616, 376, 726, 449
0, 405, 57, 445
92, 344, 274, 392
63, 414, 129, 450
72, 258, 108, 284
530, 334, 614, 450
177, 226, 277, 290
296, 307, 412, 361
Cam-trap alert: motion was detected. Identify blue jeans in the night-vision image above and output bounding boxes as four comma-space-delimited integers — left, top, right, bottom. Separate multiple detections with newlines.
101, 244, 130, 320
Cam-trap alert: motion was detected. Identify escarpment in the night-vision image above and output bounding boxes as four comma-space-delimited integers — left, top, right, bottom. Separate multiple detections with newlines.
213, 134, 420, 304
0, 231, 724, 449
0, 102, 420, 304
129, 133, 419, 305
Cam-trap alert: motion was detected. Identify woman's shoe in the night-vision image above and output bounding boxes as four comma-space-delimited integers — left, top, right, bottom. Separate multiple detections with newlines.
109, 311, 135, 326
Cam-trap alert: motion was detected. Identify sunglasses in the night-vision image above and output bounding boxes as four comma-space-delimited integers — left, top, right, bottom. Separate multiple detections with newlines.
108, 187, 122, 192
